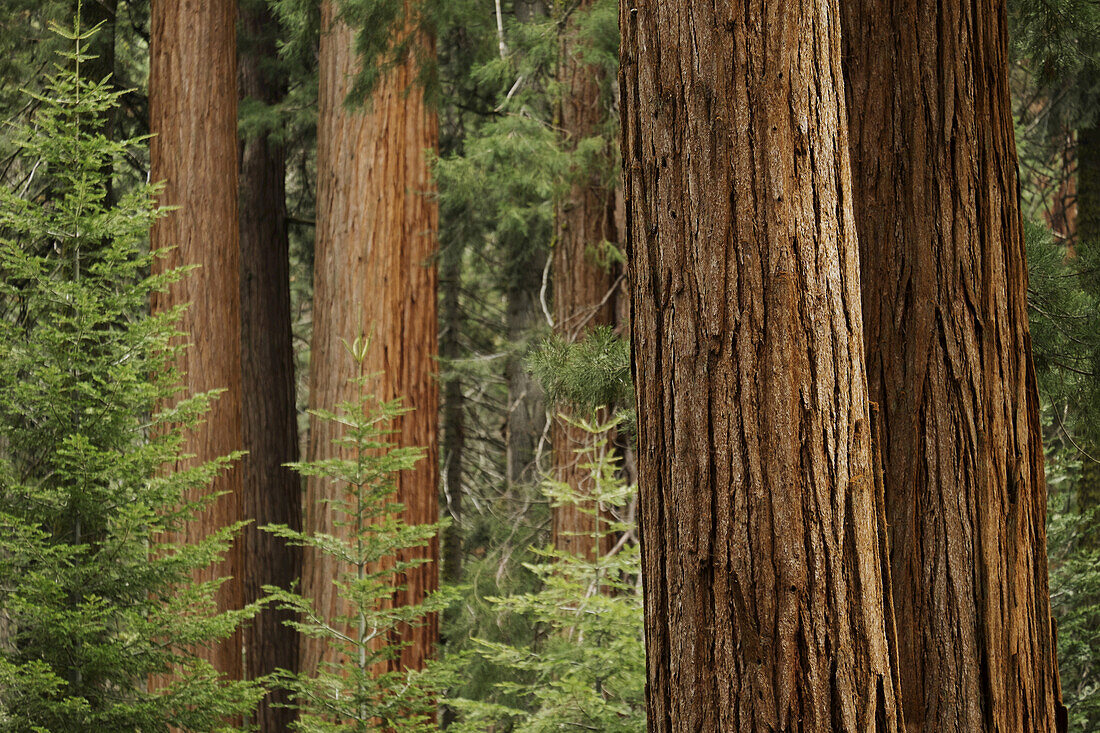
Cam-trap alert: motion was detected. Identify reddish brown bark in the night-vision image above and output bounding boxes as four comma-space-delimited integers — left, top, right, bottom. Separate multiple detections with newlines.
149, 0, 243, 681
238, 0, 300, 728
302, 0, 439, 676
550, 2, 621, 559
842, 1, 1065, 730
620, 1, 903, 729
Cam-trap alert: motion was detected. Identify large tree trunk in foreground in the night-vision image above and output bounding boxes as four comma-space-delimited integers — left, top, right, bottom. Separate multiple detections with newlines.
620, 2, 902, 730
302, 0, 439, 676
238, 1, 300, 729
551, 2, 621, 559
842, 2, 1065, 730
149, 0, 243, 681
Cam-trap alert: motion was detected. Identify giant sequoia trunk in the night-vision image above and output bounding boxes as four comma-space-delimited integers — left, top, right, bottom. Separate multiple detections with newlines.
237, 1, 300, 728
302, 0, 440, 676
551, 2, 621, 559
149, 0, 243, 681
619, 2, 903, 729
841, 3, 1066, 731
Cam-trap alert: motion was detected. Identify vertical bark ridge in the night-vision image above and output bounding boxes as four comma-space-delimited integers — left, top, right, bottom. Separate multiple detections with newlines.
303, 0, 439, 677
620, 1, 903, 729
841, 1, 1065, 730
551, 0, 621, 559
238, 0, 300, 728
149, 0, 243, 682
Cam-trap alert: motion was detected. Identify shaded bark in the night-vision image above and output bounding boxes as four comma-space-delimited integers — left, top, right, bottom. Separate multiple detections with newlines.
238, 1, 300, 729
1076, 124, 1100, 540
842, 1, 1066, 730
619, 1, 902, 730
515, 0, 547, 23
440, 240, 464, 585
505, 280, 546, 490
551, 2, 621, 559
76, 0, 117, 202
78, 0, 117, 134
302, 0, 439, 676
149, 0, 243, 681
503, 0, 549, 493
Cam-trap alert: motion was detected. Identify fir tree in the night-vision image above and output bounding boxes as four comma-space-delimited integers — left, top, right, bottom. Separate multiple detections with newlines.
262, 338, 449, 732
448, 416, 644, 732
0, 18, 261, 731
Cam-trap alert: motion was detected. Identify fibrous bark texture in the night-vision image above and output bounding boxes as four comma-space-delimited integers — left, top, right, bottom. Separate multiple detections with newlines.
842, 2, 1065, 730
238, 0, 300, 728
149, 0, 243, 681
303, 0, 439, 675
619, 2, 903, 730
551, 1, 621, 559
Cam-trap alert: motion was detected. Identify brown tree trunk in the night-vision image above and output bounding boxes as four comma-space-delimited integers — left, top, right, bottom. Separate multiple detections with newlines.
619, 2, 903, 730
551, 2, 621, 559
149, 0, 243, 681
238, 1, 300, 729
302, 0, 439, 676
842, 1, 1066, 731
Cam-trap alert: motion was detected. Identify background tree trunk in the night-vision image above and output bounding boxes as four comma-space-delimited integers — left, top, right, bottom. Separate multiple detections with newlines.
1075, 123, 1100, 542
149, 0, 243, 681
551, 1, 620, 559
505, 280, 546, 490
78, 0, 117, 201
841, 1, 1066, 730
238, 0, 300, 728
440, 239, 465, 585
503, 0, 548, 493
619, 1, 903, 729
302, 0, 439, 676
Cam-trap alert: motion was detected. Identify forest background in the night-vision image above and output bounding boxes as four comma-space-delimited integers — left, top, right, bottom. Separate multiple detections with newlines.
1, 0, 1099, 731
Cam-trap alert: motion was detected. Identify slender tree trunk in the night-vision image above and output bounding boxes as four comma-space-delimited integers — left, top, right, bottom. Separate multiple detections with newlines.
149, 0, 243, 681
505, 280, 546, 490
440, 240, 465, 585
302, 0, 439, 676
551, 2, 620, 559
620, 2, 903, 730
1076, 124, 1100, 537
515, 0, 547, 24
503, 0, 549, 493
238, 1, 300, 729
842, 2, 1066, 730
76, 0, 117, 202
78, 0, 117, 132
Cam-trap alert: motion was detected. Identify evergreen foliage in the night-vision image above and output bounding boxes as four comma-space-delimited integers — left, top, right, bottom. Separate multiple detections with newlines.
448, 417, 644, 732
262, 337, 449, 732
529, 326, 631, 417
0, 18, 261, 731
